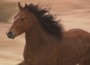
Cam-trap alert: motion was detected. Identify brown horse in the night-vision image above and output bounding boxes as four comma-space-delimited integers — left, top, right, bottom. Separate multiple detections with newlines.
7, 2, 90, 65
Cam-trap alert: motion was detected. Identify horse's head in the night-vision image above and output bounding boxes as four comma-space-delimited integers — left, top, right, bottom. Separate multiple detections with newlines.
7, 2, 32, 39
7, 2, 63, 39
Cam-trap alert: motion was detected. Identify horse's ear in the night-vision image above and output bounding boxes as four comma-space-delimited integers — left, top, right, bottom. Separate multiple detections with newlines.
25, 3, 28, 8
18, 2, 23, 10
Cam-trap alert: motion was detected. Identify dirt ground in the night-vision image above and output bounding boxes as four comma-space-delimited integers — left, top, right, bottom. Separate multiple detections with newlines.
0, 0, 90, 65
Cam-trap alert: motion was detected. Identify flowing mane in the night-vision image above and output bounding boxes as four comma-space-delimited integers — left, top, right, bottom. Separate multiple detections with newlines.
24, 3, 63, 39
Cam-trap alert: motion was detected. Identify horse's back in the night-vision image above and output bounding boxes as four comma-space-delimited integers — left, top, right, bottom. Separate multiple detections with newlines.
63, 29, 90, 38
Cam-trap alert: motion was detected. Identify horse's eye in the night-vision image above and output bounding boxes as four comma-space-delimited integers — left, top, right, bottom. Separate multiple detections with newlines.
20, 19, 24, 21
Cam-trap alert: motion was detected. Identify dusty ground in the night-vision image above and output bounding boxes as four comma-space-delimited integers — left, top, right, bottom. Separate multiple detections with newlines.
0, 0, 90, 65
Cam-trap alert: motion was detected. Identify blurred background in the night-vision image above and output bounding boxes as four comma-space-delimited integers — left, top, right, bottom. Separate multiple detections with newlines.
0, 0, 90, 65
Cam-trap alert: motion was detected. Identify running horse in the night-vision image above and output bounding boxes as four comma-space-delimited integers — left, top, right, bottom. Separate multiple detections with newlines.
7, 2, 90, 65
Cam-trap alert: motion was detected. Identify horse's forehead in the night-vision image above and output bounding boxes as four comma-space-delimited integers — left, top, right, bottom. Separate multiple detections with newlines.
14, 11, 27, 19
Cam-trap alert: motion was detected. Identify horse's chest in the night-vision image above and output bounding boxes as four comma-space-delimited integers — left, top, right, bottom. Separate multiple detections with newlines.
24, 44, 58, 65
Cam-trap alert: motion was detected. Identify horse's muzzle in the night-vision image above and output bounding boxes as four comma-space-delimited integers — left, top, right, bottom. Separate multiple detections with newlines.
6, 31, 16, 39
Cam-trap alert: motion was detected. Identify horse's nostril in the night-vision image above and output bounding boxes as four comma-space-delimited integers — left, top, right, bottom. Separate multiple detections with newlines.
8, 31, 13, 35
7, 31, 14, 38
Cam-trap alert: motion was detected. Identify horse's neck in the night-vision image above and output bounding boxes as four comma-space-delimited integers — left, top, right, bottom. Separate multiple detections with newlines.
25, 27, 44, 47
25, 13, 58, 50
25, 16, 47, 49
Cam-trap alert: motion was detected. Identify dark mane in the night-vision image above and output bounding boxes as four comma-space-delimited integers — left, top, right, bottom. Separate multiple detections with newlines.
25, 3, 63, 39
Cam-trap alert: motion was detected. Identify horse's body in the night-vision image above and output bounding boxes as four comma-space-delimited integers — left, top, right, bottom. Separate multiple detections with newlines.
7, 2, 90, 65
59, 29, 90, 65
21, 29, 90, 65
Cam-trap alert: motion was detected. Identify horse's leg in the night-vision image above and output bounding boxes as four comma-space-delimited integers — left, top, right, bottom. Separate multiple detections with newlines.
79, 49, 90, 65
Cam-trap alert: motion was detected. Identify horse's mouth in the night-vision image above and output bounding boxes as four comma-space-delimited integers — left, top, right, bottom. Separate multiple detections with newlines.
6, 32, 16, 39
8, 35, 15, 39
